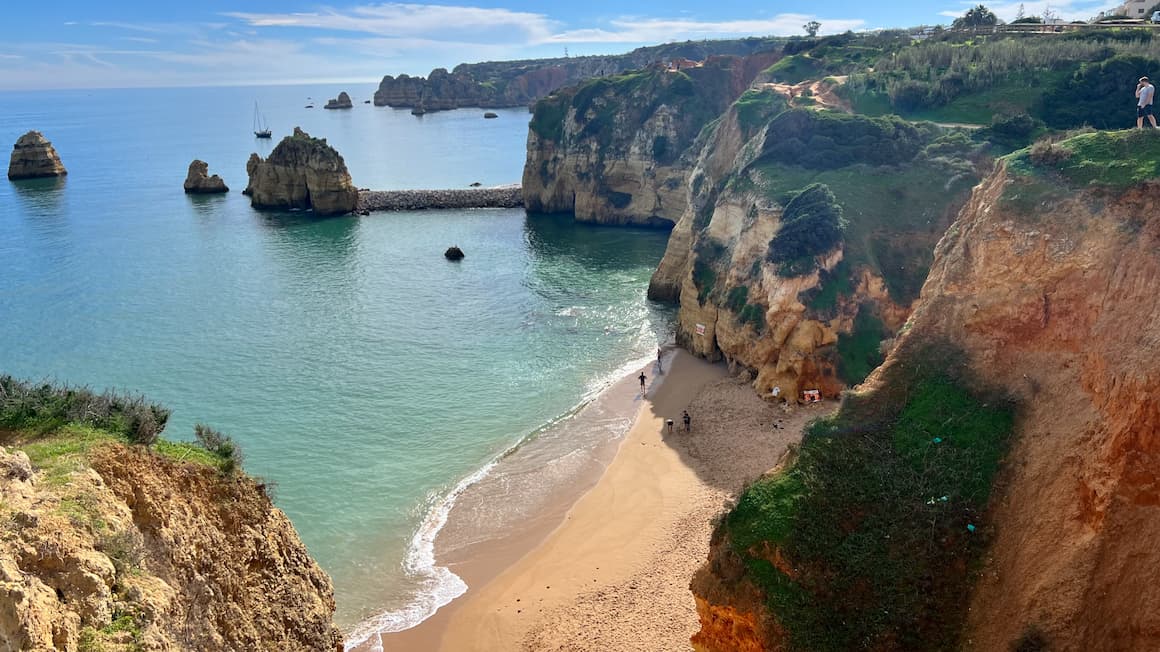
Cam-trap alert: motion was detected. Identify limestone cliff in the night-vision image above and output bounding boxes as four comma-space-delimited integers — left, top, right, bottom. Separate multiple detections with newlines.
522, 53, 777, 227
904, 136, 1160, 651
651, 103, 979, 400
182, 159, 228, 194
373, 37, 781, 111
7, 131, 67, 180
0, 442, 341, 651
244, 127, 358, 216
690, 129, 1160, 651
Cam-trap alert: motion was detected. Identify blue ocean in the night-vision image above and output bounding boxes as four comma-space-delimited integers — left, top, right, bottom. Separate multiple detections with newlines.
0, 84, 674, 641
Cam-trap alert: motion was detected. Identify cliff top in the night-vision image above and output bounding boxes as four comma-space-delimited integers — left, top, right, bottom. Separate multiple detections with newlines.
263, 126, 347, 168
1005, 128, 1160, 189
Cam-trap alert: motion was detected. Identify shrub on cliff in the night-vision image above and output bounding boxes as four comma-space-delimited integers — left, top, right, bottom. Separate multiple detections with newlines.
723, 341, 1016, 651
194, 423, 245, 476
1038, 55, 1160, 129
759, 110, 933, 170
767, 183, 846, 276
0, 375, 169, 445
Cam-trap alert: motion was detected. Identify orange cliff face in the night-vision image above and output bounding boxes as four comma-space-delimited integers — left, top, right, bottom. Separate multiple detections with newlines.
690, 156, 1160, 651
897, 166, 1160, 651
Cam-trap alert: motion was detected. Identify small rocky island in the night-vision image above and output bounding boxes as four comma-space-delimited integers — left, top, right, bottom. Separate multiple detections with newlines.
243, 127, 358, 216
7, 131, 67, 180
183, 160, 229, 194
324, 92, 353, 110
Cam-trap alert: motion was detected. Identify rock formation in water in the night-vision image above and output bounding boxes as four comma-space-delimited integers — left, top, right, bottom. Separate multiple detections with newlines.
444, 246, 465, 260
324, 92, 353, 110
690, 129, 1160, 651
7, 130, 67, 180
243, 127, 358, 216
0, 439, 342, 651
183, 159, 229, 194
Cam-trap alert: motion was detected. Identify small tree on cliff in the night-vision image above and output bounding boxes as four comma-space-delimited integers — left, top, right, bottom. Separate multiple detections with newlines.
804, 20, 822, 37
952, 5, 999, 29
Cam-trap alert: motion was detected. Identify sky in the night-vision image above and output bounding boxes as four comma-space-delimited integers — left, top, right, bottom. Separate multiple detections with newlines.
0, 0, 1124, 90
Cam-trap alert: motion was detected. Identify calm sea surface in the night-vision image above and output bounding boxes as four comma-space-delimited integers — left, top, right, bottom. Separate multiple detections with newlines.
0, 84, 674, 638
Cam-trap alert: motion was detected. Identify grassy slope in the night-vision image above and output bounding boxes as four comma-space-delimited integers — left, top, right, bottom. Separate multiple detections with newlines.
724, 345, 1015, 651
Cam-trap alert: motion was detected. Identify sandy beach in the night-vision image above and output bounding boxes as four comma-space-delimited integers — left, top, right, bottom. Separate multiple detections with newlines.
377, 350, 833, 651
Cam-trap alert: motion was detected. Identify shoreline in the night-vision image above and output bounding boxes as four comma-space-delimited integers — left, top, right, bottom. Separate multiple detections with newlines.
349, 351, 671, 651
376, 350, 832, 651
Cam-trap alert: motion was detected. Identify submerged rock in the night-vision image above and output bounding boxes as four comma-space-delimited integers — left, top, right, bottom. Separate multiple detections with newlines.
444, 246, 465, 260
323, 92, 353, 109
183, 159, 229, 194
243, 127, 358, 216
7, 130, 67, 180
483, 112, 498, 119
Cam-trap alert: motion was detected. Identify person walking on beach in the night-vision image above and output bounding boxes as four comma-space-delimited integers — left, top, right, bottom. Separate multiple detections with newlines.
666, 418, 674, 435
1137, 76, 1157, 128
657, 347, 664, 373
682, 410, 691, 432
639, 371, 647, 391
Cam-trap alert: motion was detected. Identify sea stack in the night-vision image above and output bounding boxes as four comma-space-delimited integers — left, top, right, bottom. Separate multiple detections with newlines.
324, 92, 353, 110
243, 127, 358, 216
183, 160, 229, 194
7, 131, 67, 180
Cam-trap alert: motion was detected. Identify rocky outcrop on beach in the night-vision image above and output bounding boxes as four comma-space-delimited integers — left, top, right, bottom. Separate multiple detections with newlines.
183, 159, 229, 194
324, 92, 353, 110
691, 130, 1160, 651
244, 127, 358, 216
7, 130, 67, 180
372, 37, 781, 112
0, 443, 342, 651
358, 186, 522, 212
522, 52, 778, 228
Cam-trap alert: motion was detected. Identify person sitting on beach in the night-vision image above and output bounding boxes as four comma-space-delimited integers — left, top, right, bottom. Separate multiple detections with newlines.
682, 410, 691, 432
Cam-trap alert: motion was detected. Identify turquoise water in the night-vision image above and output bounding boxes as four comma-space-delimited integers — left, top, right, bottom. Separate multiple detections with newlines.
0, 86, 674, 636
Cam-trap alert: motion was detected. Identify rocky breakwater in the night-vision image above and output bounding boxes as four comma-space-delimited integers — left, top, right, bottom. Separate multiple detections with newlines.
324, 92, 353, 110
358, 186, 522, 212
244, 127, 358, 216
690, 129, 1160, 651
183, 159, 228, 193
522, 51, 778, 228
0, 432, 341, 650
649, 104, 979, 401
7, 130, 67, 180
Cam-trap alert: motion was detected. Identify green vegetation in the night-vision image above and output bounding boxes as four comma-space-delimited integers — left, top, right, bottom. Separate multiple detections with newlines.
765, 54, 825, 84
724, 341, 1016, 652
693, 238, 727, 304
1007, 128, 1160, 190
529, 94, 568, 141
759, 110, 936, 170
767, 183, 845, 276
734, 88, 787, 134
803, 260, 853, 316
1039, 55, 1160, 129
1, 375, 169, 445
0, 375, 245, 477
752, 127, 977, 306
836, 306, 886, 385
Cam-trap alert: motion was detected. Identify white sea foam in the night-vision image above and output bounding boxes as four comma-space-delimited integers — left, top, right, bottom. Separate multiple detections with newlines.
344, 345, 665, 650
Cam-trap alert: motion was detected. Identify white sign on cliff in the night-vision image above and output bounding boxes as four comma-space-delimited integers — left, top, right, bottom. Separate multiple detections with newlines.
695, 323, 706, 336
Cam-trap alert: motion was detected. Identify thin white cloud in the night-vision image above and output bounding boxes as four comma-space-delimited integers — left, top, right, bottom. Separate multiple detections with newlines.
225, 3, 557, 41
547, 14, 866, 43
0, 54, 24, 60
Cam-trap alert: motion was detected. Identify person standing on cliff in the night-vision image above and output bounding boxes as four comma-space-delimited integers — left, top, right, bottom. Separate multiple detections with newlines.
1137, 76, 1157, 129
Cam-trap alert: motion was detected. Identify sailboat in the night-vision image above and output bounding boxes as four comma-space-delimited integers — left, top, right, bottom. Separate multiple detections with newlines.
253, 102, 272, 139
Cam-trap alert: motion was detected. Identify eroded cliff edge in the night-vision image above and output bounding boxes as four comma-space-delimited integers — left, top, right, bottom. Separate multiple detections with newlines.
0, 378, 342, 651
692, 129, 1160, 651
